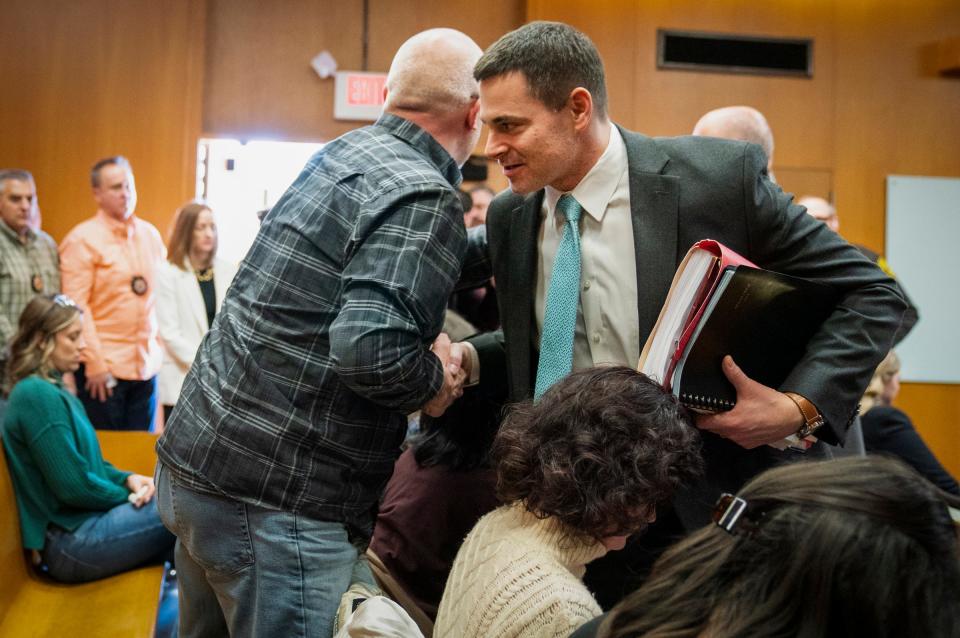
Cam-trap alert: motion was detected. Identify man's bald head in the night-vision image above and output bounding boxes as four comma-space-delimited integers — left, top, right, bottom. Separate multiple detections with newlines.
384, 28, 482, 113
693, 106, 775, 173
798, 195, 840, 233
383, 29, 483, 166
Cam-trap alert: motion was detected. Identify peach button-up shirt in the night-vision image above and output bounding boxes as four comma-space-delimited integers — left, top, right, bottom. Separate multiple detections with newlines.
59, 210, 166, 380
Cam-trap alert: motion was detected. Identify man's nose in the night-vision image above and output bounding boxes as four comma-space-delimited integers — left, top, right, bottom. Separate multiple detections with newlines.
484, 133, 505, 160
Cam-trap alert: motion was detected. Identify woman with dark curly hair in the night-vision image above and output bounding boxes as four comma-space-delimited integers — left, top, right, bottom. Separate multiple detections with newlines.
433, 366, 703, 638
574, 455, 960, 638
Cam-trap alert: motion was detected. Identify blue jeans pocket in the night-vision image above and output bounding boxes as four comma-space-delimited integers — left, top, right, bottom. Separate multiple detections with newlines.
165, 473, 255, 576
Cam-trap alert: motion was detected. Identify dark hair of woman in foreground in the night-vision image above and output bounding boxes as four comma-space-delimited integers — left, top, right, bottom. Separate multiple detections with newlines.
597, 455, 960, 638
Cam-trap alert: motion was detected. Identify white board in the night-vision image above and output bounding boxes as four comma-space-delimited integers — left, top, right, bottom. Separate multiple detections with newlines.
886, 175, 960, 383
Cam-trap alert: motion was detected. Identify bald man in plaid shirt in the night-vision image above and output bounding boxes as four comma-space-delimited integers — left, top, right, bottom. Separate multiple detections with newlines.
156, 29, 484, 637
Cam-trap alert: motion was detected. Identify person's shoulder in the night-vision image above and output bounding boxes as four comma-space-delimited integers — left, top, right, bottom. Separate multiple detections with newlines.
657, 132, 754, 163
298, 125, 450, 203
33, 228, 57, 248
636, 130, 765, 181
61, 215, 100, 243
8, 375, 59, 403
157, 259, 187, 279
864, 405, 909, 422
135, 217, 164, 241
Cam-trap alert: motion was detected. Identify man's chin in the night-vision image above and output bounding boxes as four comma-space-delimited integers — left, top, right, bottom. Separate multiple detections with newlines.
506, 178, 535, 196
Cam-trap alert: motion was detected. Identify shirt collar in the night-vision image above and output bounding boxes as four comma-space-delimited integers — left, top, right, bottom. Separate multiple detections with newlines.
96, 209, 137, 237
544, 125, 627, 224
0, 219, 34, 245
375, 112, 463, 188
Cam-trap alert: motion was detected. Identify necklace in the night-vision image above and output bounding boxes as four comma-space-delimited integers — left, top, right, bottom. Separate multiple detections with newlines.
195, 267, 214, 282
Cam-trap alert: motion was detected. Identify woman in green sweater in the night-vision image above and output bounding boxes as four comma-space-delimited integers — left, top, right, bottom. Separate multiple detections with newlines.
2, 294, 174, 583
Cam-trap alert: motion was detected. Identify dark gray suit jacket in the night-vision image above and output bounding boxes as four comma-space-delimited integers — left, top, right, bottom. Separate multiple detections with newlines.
471, 126, 906, 527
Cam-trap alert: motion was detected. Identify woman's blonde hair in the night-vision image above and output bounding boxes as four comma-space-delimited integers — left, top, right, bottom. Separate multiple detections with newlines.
861, 350, 901, 414
4, 295, 82, 392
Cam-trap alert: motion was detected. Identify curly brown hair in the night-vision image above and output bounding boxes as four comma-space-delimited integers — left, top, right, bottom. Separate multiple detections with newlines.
493, 366, 703, 541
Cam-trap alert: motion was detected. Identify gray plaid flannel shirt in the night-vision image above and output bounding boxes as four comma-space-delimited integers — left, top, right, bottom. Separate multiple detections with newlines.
157, 114, 467, 535
0, 223, 60, 349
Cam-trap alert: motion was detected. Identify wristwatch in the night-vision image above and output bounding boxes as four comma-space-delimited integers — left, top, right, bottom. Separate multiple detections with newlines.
784, 392, 825, 439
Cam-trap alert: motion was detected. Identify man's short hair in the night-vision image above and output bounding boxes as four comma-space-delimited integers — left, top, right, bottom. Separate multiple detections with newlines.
90, 156, 132, 188
474, 21, 608, 118
0, 169, 35, 190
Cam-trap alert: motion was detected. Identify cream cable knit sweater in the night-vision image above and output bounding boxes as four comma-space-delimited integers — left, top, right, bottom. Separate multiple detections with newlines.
434, 502, 607, 638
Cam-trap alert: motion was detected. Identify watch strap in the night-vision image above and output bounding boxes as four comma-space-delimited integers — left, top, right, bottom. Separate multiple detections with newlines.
784, 392, 824, 439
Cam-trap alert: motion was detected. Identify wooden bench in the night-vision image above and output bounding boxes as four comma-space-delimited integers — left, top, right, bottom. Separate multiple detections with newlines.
0, 431, 165, 637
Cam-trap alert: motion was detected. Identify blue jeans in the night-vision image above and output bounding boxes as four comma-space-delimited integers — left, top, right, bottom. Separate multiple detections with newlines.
41, 499, 175, 583
75, 363, 158, 431
156, 463, 374, 638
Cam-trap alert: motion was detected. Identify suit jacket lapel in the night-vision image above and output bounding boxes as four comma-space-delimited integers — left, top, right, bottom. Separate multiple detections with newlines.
183, 266, 208, 333
507, 191, 542, 401
619, 126, 680, 344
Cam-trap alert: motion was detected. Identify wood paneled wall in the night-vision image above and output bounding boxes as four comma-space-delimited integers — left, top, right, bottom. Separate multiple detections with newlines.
530, 0, 960, 477
833, 0, 960, 478
0, 0, 206, 242
203, 0, 524, 142
1, 0, 957, 475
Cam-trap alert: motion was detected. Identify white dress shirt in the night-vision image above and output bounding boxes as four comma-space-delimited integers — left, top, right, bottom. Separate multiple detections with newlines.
536, 125, 639, 371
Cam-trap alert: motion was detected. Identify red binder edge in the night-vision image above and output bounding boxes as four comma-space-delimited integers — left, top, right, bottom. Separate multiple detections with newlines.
662, 240, 756, 391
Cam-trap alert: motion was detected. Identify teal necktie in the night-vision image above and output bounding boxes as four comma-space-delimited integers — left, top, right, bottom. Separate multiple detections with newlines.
534, 194, 582, 399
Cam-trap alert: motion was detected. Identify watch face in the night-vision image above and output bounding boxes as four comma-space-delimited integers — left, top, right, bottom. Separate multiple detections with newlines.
799, 418, 824, 439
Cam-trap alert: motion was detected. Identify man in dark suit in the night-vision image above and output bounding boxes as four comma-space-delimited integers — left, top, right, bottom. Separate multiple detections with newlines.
458, 21, 906, 605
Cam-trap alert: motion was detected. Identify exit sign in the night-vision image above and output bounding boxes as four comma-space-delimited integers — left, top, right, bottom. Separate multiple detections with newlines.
334, 72, 387, 121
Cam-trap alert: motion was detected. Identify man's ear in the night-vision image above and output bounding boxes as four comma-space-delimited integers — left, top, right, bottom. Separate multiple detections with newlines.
568, 87, 593, 131
466, 98, 480, 131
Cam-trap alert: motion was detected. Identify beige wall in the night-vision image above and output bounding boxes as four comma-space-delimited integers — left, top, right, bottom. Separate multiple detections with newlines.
1, 0, 957, 475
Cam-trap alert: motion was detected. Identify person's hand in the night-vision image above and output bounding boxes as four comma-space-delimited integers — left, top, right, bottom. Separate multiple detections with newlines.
696, 356, 803, 449
125, 474, 156, 508
85, 372, 114, 403
422, 334, 467, 417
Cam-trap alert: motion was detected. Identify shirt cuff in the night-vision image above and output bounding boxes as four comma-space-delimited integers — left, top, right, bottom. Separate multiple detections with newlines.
462, 341, 480, 387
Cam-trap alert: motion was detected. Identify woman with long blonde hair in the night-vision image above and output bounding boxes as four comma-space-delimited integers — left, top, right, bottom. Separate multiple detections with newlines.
2, 294, 174, 582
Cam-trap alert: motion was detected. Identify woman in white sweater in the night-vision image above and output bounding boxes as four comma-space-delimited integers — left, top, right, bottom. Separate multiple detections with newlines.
157, 202, 237, 423
434, 367, 703, 638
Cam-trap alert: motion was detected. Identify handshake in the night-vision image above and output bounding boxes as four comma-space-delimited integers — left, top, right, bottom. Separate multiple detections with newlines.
421, 333, 471, 417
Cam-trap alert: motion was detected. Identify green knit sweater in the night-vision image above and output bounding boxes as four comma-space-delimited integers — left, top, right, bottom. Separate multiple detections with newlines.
2, 375, 131, 549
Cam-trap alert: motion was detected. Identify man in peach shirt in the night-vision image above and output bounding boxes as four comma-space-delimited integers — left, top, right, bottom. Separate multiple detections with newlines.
59, 156, 166, 430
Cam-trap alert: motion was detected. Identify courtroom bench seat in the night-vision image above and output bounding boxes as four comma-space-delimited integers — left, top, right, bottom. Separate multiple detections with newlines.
0, 430, 165, 637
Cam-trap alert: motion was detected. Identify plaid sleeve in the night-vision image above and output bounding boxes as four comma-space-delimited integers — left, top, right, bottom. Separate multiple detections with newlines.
330, 184, 466, 413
